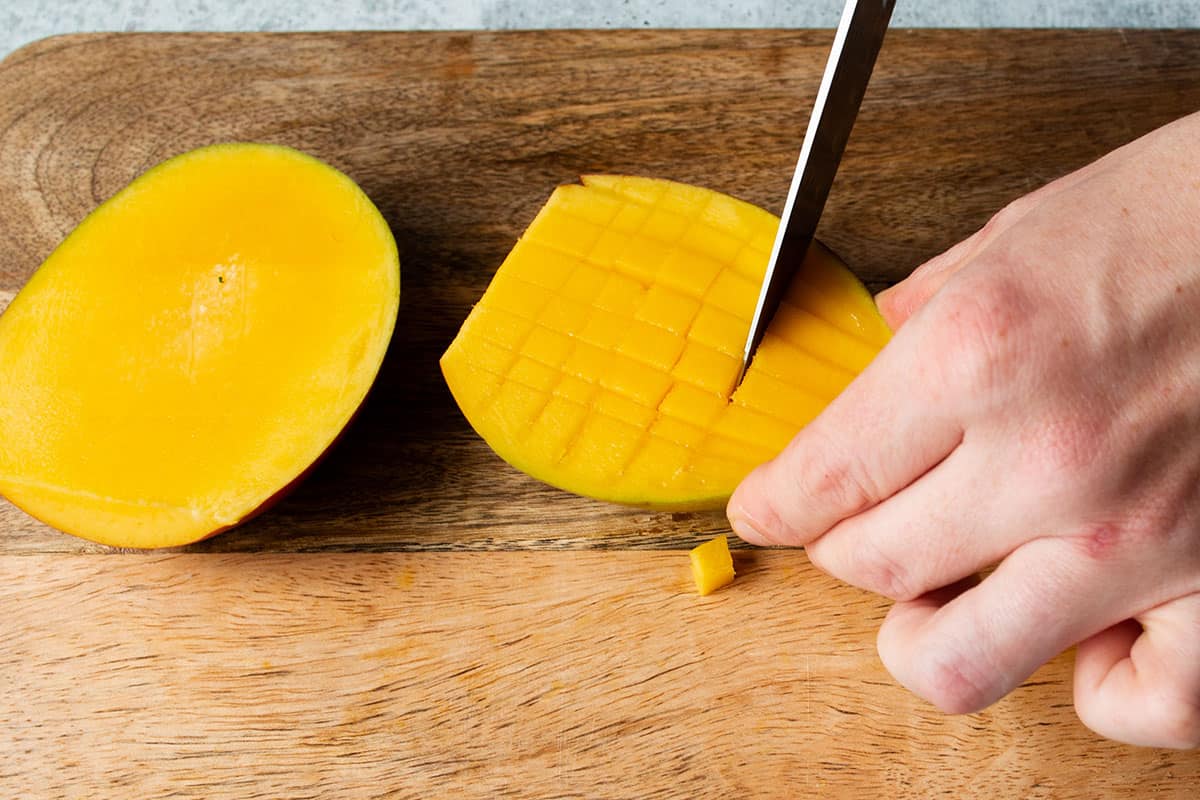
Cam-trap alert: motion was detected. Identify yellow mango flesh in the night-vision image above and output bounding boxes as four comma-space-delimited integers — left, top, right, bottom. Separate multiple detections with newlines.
690, 534, 736, 596
441, 176, 890, 510
0, 143, 400, 548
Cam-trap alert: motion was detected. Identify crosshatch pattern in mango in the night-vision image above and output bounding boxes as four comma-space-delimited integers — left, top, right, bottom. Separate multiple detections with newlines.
442, 175, 890, 509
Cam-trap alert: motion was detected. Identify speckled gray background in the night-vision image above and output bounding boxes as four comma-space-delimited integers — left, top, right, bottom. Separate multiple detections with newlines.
4, 1, 1199, 61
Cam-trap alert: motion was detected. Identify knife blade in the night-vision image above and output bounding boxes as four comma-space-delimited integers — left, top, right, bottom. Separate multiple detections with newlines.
735, 0, 896, 389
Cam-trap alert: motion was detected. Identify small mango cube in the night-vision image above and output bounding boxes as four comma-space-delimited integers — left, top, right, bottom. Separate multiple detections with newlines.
690, 534, 735, 596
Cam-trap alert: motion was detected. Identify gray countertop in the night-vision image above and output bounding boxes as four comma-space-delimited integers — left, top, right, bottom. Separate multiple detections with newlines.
5, 0, 1199, 62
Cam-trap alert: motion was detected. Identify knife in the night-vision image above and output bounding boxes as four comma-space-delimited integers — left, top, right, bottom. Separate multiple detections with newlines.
735, 0, 896, 388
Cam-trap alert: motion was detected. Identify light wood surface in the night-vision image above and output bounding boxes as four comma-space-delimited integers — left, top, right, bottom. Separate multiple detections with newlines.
2, 30, 1200, 797
5, 552, 1198, 798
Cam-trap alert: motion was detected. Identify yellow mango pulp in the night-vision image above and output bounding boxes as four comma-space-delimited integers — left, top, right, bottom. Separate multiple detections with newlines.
690, 534, 736, 596
441, 175, 891, 510
0, 143, 400, 548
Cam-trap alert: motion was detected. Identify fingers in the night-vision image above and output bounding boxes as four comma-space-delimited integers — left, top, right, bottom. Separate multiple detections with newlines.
802, 446, 1032, 601
1074, 593, 1200, 749
735, 147, 1125, 548
727, 319, 964, 548
876, 536, 1134, 715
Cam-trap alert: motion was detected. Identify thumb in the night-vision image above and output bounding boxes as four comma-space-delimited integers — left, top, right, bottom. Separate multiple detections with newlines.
877, 234, 977, 329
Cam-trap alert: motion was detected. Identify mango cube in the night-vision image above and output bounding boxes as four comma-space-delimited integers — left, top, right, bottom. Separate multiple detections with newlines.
690, 534, 735, 596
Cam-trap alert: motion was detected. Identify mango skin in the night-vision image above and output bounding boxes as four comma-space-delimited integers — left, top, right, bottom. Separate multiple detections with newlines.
442, 176, 890, 511
0, 143, 400, 548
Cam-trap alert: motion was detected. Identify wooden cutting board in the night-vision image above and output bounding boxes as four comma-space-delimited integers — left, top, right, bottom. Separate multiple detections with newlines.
2, 30, 1199, 797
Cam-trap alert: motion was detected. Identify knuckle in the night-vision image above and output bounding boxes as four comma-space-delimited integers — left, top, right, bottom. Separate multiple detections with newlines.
851, 536, 921, 601
910, 648, 997, 715
935, 280, 1031, 394
1069, 514, 1168, 564
809, 461, 872, 515
989, 193, 1040, 229
1071, 521, 1149, 563
1072, 523, 1126, 563
793, 429, 881, 519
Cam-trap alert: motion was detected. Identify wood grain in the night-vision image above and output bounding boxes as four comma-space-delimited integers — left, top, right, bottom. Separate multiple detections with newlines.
1, 30, 1199, 553
2, 34, 1200, 793
4, 551, 1197, 798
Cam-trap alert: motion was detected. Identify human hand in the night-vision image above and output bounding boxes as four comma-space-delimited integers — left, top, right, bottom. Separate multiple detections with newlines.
727, 111, 1200, 749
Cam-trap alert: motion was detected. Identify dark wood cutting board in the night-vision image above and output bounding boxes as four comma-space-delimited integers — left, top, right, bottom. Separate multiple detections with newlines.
2, 30, 1199, 798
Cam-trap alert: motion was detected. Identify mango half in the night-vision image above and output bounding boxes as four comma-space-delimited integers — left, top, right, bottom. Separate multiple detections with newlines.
441, 175, 889, 510
0, 143, 400, 548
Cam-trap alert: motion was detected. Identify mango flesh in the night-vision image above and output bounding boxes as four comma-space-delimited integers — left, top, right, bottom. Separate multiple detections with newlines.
441, 175, 890, 510
0, 143, 400, 548
690, 534, 736, 596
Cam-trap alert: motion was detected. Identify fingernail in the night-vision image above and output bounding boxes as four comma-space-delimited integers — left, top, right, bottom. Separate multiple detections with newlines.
728, 504, 773, 546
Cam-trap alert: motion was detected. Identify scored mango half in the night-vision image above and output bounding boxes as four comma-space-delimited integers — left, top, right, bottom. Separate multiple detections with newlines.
441, 175, 890, 510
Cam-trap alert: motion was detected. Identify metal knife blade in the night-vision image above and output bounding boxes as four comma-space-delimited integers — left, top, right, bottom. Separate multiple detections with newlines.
735, 0, 895, 389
